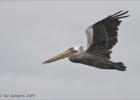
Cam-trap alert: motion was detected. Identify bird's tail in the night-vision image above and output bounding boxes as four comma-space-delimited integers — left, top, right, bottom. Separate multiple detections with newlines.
113, 62, 126, 71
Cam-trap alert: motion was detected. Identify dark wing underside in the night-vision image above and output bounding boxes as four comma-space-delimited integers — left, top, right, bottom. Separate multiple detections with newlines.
87, 10, 129, 58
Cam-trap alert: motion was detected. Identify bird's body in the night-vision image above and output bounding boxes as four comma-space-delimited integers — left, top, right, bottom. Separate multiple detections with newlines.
69, 51, 125, 71
43, 10, 129, 71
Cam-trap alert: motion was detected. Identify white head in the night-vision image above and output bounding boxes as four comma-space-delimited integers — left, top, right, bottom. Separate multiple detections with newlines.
69, 46, 84, 53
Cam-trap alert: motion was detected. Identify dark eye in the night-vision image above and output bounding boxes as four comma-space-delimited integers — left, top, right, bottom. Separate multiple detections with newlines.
69, 47, 74, 51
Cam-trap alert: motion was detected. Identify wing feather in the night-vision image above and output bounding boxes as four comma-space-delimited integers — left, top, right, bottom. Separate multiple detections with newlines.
86, 11, 129, 58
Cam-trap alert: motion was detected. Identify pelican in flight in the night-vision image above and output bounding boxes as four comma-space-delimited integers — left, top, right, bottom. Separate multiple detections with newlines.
43, 11, 129, 71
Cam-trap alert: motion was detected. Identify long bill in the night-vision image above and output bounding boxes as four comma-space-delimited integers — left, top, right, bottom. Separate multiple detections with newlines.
42, 49, 76, 64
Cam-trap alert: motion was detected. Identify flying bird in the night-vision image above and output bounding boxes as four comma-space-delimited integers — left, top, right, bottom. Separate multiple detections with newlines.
43, 11, 129, 71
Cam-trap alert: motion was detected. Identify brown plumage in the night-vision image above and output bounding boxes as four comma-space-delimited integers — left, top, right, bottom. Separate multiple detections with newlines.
69, 11, 129, 71
43, 11, 129, 71
87, 10, 129, 59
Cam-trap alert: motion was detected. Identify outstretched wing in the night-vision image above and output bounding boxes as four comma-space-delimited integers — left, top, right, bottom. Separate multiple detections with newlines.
86, 11, 129, 58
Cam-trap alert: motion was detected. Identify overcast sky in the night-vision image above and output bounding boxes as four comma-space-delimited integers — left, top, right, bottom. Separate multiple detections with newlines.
0, 1, 140, 100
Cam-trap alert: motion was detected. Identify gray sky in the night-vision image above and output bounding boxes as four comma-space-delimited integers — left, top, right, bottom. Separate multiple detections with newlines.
0, 1, 140, 99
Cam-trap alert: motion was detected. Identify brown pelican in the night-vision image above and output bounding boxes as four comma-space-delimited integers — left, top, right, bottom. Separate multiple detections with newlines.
43, 11, 129, 71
